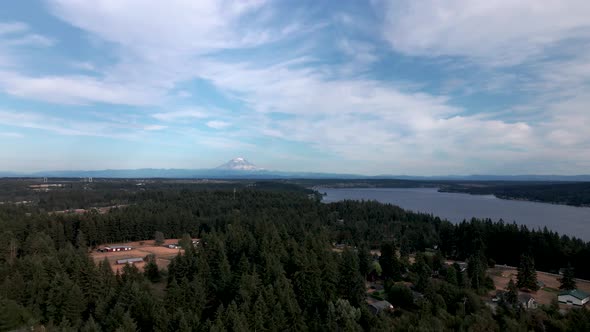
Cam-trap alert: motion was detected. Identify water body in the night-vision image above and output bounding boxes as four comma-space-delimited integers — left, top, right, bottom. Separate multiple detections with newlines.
321, 187, 590, 241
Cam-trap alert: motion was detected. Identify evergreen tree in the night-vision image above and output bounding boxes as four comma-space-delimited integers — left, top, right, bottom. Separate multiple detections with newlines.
144, 255, 161, 282
115, 312, 137, 332
81, 316, 102, 332
380, 242, 401, 280
338, 249, 365, 307
505, 278, 518, 306
327, 299, 362, 332
414, 255, 432, 293
445, 265, 458, 285
559, 264, 576, 290
467, 252, 488, 291
154, 231, 165, 245
516, 254, 539, 291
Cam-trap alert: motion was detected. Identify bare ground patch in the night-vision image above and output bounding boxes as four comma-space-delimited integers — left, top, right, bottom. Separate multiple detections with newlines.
487, 265, 590, 309
91, 238, 194, 273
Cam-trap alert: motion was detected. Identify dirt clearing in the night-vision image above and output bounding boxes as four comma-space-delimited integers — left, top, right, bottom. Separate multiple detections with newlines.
487, 265, 590, 309
91, 239, 195, 273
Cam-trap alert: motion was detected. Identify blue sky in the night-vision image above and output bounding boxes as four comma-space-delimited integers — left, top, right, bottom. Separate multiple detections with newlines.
1, 0, 590, 175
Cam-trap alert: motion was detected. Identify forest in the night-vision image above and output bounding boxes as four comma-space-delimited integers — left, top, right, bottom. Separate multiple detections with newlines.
439, 182, 590, 207
291, 179, 590, 207
1, 181, 590, 331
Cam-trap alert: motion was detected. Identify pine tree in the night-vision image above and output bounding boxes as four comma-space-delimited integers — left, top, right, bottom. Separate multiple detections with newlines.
516, 254, 539, 291
445, 265, 458, 285
467, 252, 487, 291
327, 299, 362, 332
414, 257, 432, 293
338, 249, 366, 307
144, 255, 161, 282
115, 312, 138, 332
81, 316, 102, 332
559, 264, 576, 290
505, 278, 518, 306
380, 242, 402, 280
154, 231, 165, 245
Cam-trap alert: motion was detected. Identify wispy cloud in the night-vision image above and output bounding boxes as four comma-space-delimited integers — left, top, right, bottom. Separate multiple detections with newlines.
143, 125, 167, 131
0, 22, 29, 35
379, 0, 590, 66
0, 2, 589, 174
206, 120, 231, 130
0, 109, 152, 139
0, 132, 23, 138
152, 108, 210, 122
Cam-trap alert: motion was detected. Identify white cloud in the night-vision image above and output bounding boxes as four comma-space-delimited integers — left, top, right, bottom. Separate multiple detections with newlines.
0, 21, 54, 69
206, 120, 230, 129
143, 125, 167, 131
48, 0, 272, 54
0, 22, 28, 35
338, 38, 378, 65
3, 0, 586, 174
152, 108, 210, 121
379, 0, 590, 65
0, 109, 159, 139
0, 71, 157, 105
194, 59, 548, 173
0, 132, 23, 138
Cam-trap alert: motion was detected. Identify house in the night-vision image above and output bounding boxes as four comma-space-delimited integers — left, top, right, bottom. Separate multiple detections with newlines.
518, 293, 537, 309
491, 290, 506, 303
558, 289, 590, 306
98, 245, 133, 252
116, 257, 144, 265
367, 300, 394, 315
457, 262, 467, 273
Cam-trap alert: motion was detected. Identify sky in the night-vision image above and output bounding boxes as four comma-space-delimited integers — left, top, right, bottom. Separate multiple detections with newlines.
1, 0, 590, 175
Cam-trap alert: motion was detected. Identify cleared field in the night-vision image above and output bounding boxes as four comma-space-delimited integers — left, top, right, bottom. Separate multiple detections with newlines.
487, 265, 590, 309
91, 239, 190, 273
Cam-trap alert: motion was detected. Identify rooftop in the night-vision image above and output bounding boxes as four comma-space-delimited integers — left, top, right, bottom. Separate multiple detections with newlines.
518, 293, 534, 302
559, 289, 590, 300
370, 300, 393, 310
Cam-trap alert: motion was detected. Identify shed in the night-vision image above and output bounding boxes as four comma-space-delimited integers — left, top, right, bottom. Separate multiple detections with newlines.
368, 300, 394, 315
558, 289, 590, 306
116, 257, 144, 265
105, 245, 133, 252
518, 293, 537, 309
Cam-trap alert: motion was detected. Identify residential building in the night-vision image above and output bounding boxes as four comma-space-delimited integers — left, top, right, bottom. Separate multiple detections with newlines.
558, 289, 590, 306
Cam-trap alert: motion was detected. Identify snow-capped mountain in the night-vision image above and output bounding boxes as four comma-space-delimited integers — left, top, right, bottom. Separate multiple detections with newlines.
216, 157, 262, 171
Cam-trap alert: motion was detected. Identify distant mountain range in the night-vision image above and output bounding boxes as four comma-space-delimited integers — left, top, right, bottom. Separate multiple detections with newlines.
1, 158, 590, 181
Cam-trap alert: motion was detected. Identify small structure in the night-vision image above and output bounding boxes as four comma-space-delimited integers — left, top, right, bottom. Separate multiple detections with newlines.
116, 257, 144, 265
167, 243, 180, 249
558, 289, 590, 306
367, 300, 394, 315
456, 262, 467, 273
518, 293, 537, 310
98, 245, 133, 252
491, 290, 506, 303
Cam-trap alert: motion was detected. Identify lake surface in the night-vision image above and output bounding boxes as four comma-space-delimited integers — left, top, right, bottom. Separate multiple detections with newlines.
321, 187, 590, 241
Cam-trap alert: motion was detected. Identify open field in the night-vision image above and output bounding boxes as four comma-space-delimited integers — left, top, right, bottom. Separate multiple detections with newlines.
487, 265, 590, 309
91, 239, 188, 273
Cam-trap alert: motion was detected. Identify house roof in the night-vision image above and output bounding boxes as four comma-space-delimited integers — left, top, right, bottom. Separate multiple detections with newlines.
369, 300, 393, 311
116, 257, 143, 264
559, 289, 590, 300
518, 293, 534, 303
